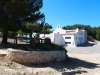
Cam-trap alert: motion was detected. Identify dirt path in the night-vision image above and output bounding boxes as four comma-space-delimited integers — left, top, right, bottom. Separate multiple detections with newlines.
67, 53, 100, 75
0, 39, 100, 75
0, 53, 99, 75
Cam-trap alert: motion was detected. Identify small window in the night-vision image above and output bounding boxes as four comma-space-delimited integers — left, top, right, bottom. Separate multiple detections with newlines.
65, 42, 71, 44
65, 37, 71, 39
81, 33, 83, 35
79, 37, 83, 40
76, 37, 77, 39
81, 37, 83, 40
79, 37, 81, 40
65, 42, 67, 44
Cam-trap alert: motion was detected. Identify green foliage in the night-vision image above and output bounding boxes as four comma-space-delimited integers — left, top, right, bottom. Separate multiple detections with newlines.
24, 22, 40, 32
36, 43, 67, 52
6, 0, 27, 19
96, 30, 100, 40
87, 36, 95, 42
0, 28, 2, 32
8, 31, 16, 38
40, 23, 52, 34
17, 30, 23, 34
16, 30, 26, 34
0, 0, 44, 44
0, 0, 27, 29
23, 22, 43, 48
35, 22, 52, 42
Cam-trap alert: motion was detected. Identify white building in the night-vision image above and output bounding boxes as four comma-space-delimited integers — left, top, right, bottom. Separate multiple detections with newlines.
40, 25, 87, 47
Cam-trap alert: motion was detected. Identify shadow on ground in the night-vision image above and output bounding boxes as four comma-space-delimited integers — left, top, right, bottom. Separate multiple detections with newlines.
0, 38, 31, 51
19, 57, 100, 75
77, 42, 97, 47
0, 43, 32, 51
62, 70, 87, 75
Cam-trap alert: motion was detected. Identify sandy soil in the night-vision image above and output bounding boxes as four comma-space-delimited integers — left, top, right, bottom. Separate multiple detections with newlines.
0, 53, 100, 75
0, 38, 100, 75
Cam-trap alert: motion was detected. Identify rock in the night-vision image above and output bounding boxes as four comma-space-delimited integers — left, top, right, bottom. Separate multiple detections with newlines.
6, 49, 67, 63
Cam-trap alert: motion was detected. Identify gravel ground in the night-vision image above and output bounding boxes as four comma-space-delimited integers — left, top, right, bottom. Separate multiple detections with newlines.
65, 41, 100, 54
0, 38, 100, 75
65, 41, 100, 75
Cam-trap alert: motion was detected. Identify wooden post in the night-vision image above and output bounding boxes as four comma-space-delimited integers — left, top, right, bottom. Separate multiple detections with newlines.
14, 37, 17, 48
16, 37, 17, 45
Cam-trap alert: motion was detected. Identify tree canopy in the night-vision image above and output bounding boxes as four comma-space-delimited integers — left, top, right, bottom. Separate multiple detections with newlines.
40, 23, 52, 34
0, 0, 44, 44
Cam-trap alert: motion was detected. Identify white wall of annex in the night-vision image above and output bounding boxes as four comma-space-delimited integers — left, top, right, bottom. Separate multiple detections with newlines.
53, 28, 66, 34
54, 34, 62, 45
62, 35, 75, 46
75, 30, 86, 45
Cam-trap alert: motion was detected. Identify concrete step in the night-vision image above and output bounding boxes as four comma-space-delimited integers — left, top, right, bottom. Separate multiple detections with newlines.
0, 50, 7, 57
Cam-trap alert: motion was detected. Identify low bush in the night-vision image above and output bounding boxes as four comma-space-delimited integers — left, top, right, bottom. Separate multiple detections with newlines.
35, 43, 67, 53
87, 36, 95, 42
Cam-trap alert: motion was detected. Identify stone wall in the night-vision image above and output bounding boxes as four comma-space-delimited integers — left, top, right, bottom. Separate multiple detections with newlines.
6, 49, 67, 63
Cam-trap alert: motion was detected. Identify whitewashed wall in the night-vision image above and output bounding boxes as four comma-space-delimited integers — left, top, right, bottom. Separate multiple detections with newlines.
62, 34, 75, 46
39, 25, 87, 47
54, 34, 62, 45
50, 33, 54, 43
39, 34, 52, 38
53, 28, 66, 34
75, 30, 86, 45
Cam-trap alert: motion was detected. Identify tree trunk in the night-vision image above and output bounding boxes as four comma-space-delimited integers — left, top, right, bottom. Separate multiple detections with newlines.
30, 31, 32, 48
38, 33, 40, 43
33, 36, 36, 48
1, 29, 8, 44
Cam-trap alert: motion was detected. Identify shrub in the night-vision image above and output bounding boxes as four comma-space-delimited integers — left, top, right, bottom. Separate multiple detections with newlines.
8, 31, 16, 38
35, 43, 67, 53
87, 36, 95, 42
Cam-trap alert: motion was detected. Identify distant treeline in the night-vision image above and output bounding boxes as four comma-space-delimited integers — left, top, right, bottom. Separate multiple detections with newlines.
62, 24, 100, 41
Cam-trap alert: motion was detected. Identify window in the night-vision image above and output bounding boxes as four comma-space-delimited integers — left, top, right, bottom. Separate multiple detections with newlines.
76, 37, 77, 39
79, 32, 83, 35
79, 37, 83, 40
81, 37, 83, 40
65, 37, 71, 39
65, 42, 71, 44
81, 33, 83, 35
79, 37, 81, 40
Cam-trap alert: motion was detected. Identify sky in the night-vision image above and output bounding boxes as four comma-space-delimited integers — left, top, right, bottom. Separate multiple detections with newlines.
41, 0, 100, 30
